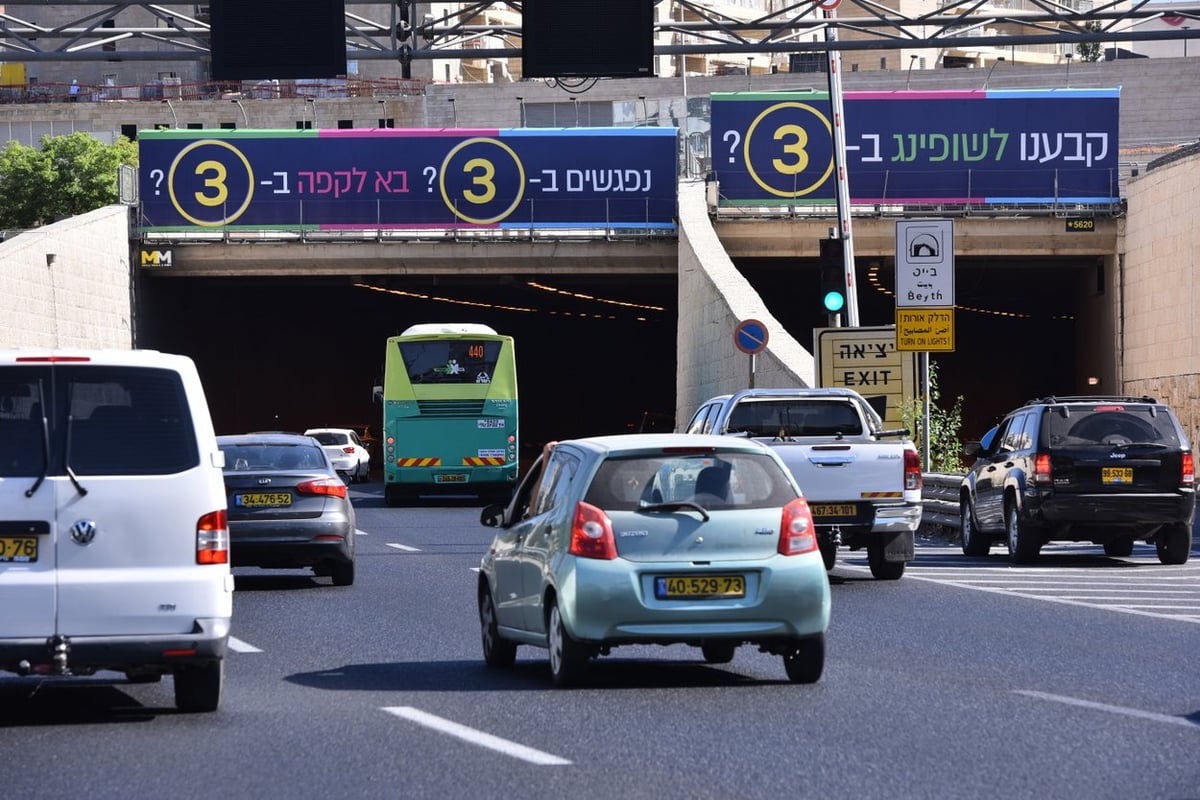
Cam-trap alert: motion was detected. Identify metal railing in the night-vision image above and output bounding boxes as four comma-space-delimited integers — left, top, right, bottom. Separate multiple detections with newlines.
920, 472, 965, 534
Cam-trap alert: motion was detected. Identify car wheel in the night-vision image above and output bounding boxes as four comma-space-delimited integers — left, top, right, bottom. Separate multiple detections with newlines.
357, 462, 369, 484
1156, 523, 1192, 565
700, 642, 737, 664
547, 601, 588, 687
867, 542, 905, 580
1005, 501, 1040, 564
173, 659, 223, 713
1103, 535, 1135, 558
818, 537, 837, 571
783, 634, 824, 684
479, 587, 517, 668
330, 559, 355, 587
961, 500, 990, 556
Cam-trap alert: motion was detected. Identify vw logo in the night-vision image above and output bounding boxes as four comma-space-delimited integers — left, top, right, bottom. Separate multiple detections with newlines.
70, 519, 98, 545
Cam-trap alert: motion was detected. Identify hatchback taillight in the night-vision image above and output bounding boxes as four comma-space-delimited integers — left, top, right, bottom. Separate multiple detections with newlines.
342, 446, 355, 454
196, 509, 229, 565
569, 501, 617, 560
1034, 453, 1053, 485
297, 478, 348, 498
778, 497, 818, 555
1182, 452, 1195, 487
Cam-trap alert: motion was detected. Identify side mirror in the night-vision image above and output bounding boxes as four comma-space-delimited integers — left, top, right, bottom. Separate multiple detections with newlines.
480, 503, 506, 528
963, 441, 982, 458
372, 385, 383, 404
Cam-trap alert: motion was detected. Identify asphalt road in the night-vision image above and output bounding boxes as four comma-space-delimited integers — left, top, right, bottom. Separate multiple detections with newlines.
2, 483, 1198, 800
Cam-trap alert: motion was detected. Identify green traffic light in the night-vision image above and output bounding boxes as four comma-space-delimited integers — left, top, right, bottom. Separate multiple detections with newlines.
823, 290, 845, 312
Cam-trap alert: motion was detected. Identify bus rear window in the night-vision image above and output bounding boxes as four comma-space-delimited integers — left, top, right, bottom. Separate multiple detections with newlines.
398, 340, 502, 385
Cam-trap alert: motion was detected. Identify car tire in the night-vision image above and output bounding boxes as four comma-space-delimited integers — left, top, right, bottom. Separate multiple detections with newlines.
818, 537, 837, 571
1156, 523, 1192, 565
700, 642, 737, 664
330, 559, 355, 586
548, 601, 588, 687
1005, 501, 1040, 564
961, 500, 991, 556
173, 659, 223, 713
1103, 535, 1135, 558
479, 588, 517, 668
867, 542, 905, 580
783, 634, 824, 684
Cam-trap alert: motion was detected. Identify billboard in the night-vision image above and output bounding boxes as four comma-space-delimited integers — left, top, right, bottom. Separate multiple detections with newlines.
711, 89, 1120, 205
138, 128, 679, 232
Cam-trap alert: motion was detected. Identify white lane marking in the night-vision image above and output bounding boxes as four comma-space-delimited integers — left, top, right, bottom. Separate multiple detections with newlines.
227, 637, 262, 653
382, 706, 571, 766
356, 529, 369, 536
385, 543, 421, 552
470, 567, 480, 573
1014, 690, 1200, 730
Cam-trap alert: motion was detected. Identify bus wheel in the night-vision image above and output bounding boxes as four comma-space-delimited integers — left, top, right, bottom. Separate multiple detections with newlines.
385, 485, 406, 507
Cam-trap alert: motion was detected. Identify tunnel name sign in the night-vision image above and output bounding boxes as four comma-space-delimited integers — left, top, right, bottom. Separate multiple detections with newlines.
710, 88, 1119, 206
138, 128, 679, 232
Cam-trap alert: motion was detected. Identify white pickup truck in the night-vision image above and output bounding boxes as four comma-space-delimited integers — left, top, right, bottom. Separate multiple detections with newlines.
684, 387, 923, 579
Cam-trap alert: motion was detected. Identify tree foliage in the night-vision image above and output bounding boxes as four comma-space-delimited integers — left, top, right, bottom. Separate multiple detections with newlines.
1077, 21, 1104, 63
0, 132, 137, 229
898, 359, 966, 474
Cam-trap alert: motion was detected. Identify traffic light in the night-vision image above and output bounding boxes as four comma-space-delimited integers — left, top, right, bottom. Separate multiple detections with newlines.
819, 238, 846, 316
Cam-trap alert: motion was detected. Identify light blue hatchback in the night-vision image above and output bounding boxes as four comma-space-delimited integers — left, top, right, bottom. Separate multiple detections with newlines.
478, 433, 831, 686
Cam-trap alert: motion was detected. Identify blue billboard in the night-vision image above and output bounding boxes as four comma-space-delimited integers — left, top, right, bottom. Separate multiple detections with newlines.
138, 127, 679, 231
710, 89, 1120, 205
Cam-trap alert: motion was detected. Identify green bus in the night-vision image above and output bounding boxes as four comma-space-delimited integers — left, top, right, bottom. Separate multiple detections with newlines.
378, 323, 518, 506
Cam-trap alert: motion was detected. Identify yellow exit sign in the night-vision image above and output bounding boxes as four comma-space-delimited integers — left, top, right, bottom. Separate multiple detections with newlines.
896, 308, 955, 352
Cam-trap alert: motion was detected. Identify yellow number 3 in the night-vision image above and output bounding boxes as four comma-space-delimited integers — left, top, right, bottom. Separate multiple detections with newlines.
462, 157, 496, 205
193, 159, 229, 208
771, 124, 810, 175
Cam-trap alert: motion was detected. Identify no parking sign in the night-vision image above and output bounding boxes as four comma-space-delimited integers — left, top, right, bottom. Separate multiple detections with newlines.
734, 319, 769, 354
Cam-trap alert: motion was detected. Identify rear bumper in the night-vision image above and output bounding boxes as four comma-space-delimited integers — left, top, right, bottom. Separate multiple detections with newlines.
1029, 491, 1195, 527
229, 518, 354, 568
0, 616, 230, 675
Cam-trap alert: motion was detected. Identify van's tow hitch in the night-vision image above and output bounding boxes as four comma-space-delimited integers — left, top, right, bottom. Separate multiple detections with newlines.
48, 635, 71, 675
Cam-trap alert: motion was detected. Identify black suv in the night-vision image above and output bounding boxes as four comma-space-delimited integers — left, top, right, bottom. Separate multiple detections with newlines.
959, 395, 1195, 564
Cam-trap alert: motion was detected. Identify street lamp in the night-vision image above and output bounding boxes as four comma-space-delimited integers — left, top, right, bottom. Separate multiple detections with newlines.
905, 54, 919, 90
448, 98, 457, 127
983, 56, 1005, 90
746, 56, 754, 89
1185, 26, 1191, 57
516, 95, 525, 127
305, 98, 316, 129
1064, 51, 1073, 88
161, 98, 178, 128
230, 98, 248, 127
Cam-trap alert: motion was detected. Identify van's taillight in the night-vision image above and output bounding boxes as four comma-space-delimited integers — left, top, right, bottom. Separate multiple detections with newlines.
197, 509, 229, 565
1034, 453, 1053, 485
778, 497, 817, 555
297, 478, 348, 498
904, 449, 922, 491
1182, 452, 1194, 487
569, 501, 617, 560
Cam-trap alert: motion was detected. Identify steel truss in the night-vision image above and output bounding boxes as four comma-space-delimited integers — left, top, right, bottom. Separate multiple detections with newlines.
0, 1, 1196, 62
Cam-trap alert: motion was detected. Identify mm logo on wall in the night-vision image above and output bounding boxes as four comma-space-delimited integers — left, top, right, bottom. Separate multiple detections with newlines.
138, 128, 679, 233
711, 88, 1119, 206
140, 249, 173, 268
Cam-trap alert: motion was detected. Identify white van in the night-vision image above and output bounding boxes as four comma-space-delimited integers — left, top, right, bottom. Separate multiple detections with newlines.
0, 349, 232, 712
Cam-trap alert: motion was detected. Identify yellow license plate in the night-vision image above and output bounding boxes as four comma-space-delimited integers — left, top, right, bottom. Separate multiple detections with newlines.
237, 492, 292, 507
655, 574, 745, 599
435, 474, 467, 483
0, 536, 38, 563
1102, 467, 1133, 485
810, 503, 857, 517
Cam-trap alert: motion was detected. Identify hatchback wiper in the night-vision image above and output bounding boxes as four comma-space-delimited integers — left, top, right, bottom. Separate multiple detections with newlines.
638, 501, 710, 522
1110, 441, 1169, 450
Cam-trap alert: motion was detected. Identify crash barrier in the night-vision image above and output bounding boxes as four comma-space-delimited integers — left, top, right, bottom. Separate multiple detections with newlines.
920, 472, 964, 534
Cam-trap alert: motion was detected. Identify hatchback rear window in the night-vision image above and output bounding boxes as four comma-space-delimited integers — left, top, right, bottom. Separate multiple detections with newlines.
311, 432, 350, 446
1041, 404, 1182, 448
586, 452, 798, 511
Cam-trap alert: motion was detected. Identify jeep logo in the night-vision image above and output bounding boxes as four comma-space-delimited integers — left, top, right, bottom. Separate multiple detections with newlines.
140, 249, 173, 268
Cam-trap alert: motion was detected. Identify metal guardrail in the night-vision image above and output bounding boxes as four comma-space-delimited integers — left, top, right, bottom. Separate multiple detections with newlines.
921, 472, 965, 533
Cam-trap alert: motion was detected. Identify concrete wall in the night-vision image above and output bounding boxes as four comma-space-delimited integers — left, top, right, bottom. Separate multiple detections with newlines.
1121, 148, 1200, 442
0, 205, 134, 349
675, 179, 814, 426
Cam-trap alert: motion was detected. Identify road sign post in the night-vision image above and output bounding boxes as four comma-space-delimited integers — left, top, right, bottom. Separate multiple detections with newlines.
734, 319, 769, 389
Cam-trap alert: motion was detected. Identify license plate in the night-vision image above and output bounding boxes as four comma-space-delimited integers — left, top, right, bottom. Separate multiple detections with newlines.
435, 474, 468, 483
0, 536, 38, 563
810, 503, 857, 517
1102, 466, 1133, 485
235, 492, 292, 507
654, 574, 745, 599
